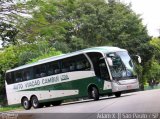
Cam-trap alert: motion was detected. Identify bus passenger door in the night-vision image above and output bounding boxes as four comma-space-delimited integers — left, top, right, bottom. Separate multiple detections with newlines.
87, 52, 112, 90
98, 59, 112, 90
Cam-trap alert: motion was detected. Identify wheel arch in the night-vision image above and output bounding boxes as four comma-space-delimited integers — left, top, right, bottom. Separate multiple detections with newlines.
87, 83, 99, 95
21, 96, 28, 104
30, 95, 37, 101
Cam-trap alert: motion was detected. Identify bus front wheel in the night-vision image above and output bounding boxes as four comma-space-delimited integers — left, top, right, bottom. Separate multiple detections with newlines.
90, 87, 99, 101
21, 97, 31, 110
31, 96, 43, 109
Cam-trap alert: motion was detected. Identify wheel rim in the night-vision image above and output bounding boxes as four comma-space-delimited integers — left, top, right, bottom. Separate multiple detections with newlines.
92, 90, 96, 98
32, 98, 38, 107
23, 100, 28, 108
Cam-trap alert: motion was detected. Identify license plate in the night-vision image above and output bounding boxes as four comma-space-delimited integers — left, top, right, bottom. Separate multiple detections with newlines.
127, 85, 132, 89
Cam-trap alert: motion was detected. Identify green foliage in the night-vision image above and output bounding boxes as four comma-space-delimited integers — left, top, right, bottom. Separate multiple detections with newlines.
0, 0, 31, 47
143, 58, 160, 84
0, 41, 61, 71
0, 23, 18, 46
150, 38, 160, 60
0, 41, 61, 102
28, 47, 61, 63
0, 0, 158, 98
0, 105, 22, 112
15, 0, 151, 88
17, 0, 151, 54
53, 41, 71, 53
144, 38, 160, 83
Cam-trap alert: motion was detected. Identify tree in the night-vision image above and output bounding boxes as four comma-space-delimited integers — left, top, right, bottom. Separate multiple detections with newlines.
145, 38, 160, 85
17, 0, 151, 53
0, 22, 18, 46
0, 0, 30, 46
7, 0, 151, 88
0, 41, 61, 104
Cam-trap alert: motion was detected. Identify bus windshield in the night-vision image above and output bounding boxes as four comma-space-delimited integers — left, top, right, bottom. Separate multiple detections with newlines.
107, 51, 137, 80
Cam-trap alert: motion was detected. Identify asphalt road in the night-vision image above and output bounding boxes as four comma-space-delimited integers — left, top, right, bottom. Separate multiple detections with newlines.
12, 89, 160, 119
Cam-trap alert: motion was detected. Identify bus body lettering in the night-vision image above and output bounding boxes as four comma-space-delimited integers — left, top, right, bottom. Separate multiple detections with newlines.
13, 84, 23, 90
25, 80, 40, 88
42, 76, 60, 84
60, 74, 69, 81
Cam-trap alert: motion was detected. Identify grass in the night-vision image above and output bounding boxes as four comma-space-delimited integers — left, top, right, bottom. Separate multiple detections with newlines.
144, 85, 160, 90
0, 105, 22, 112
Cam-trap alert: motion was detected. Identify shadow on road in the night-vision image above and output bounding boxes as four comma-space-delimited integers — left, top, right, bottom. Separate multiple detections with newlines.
56, 93, 137, 107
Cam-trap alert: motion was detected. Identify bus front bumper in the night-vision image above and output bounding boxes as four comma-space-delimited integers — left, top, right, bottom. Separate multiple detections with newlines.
112, 80, 139, 92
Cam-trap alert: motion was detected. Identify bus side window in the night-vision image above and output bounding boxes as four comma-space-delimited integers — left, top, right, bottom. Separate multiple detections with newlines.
23, 69, 31, 81
47, 62, 54, 76
14, 71, 22, 83
75, 54, 91, 71
70, 63, 75, 71
64, 58, 76, 72
6, 72, 13, 84
40, 64, 46, 77
55, 69, 60, 74
87, 52, 109, 79
53, 61, 60, 74
76, 62, 84, 70
34, 66, 41, 78
61, 59, 70, 73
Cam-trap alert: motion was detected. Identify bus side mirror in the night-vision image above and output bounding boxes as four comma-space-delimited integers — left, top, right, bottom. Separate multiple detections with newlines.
137, 55, 141, 64
131, 55, 141, 64
107, 57, 113, 66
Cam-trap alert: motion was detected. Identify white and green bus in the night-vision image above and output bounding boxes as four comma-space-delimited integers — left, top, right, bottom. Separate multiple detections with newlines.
5, 46, 140, 110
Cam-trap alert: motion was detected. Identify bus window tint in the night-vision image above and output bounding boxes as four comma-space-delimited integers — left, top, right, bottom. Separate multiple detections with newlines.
61, 58, 73, 73
99, 60, 110, 80
75, 54, 91, 71
34, 66, 41, 78
6, 72, 13, 84
87, 52, 109, 78
14, 71, 22, 83
52, 61, 60, 74
40, 64, 46, 77
61, 54, 91, 73
47, 63, 54, 76
69, 62, 76, 71
23, 69, 31, 81
34, 64, 47, 78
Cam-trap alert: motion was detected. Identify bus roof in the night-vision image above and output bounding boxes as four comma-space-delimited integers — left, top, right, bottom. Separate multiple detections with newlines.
6, 46, 126, 73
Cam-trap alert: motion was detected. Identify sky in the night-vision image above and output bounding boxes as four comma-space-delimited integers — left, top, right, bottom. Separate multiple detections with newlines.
122, 0, 160, 37
0, 0, 160, 48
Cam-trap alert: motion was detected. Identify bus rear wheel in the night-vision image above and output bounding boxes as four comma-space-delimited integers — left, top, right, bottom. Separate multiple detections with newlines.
31, 96, 43, 109
21, 97, 31, 110
90, 87, 99, 101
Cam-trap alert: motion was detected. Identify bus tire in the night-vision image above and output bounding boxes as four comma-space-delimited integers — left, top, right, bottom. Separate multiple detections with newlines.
21, 97, 31, 110
52, 101, 62, 106
31, 96, 42, 109
91, 87, 99, 101
115, 92, 121, 98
